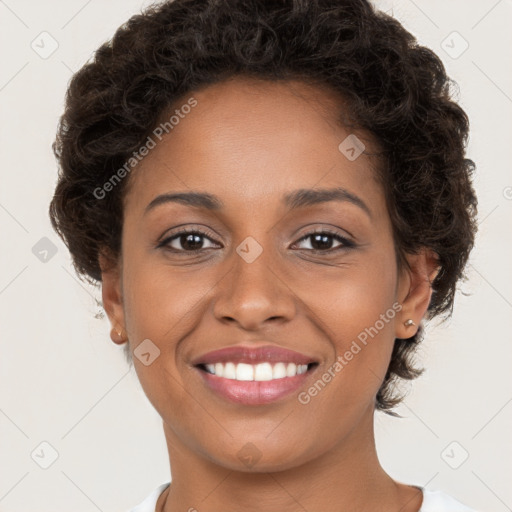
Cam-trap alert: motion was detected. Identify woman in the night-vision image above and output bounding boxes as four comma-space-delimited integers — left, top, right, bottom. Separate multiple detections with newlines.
49, 0, 478, 510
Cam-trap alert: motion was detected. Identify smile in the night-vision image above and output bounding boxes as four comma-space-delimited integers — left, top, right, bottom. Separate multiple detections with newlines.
192, 344, 319, 405
201, 361, 310, 381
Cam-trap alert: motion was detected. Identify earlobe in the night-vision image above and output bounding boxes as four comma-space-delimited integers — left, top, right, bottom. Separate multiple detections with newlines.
99, 250, 127, 345
110, 325, 127, 345
395, 248, 439, 339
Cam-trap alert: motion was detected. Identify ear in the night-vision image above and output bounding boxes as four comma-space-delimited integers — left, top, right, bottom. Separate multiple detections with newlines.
99, 249, 127, 345
395, 248, 440, 339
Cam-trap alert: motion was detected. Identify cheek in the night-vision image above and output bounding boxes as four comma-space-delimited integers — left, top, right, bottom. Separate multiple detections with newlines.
122, 254, 213, 345
120, 257, 205, 414
297, 250, 399, 404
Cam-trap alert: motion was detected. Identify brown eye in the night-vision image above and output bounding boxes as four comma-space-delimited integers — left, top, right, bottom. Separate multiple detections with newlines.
293, 230, 354, 252
158, 229, 220, 252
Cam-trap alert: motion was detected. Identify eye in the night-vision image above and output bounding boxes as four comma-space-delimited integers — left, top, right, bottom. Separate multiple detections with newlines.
157, 226, 354, 254
292, 229, 354, 252
157, 227, 220, 252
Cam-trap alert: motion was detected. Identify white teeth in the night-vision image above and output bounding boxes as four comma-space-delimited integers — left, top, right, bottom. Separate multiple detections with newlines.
286, 362, 297, 377
254, 362, 273, 381
236, 363, 254, 381
203, 361, 310, 380
215, 362, 224, 378
272, 362, 287, 379
224, 362, 236, 379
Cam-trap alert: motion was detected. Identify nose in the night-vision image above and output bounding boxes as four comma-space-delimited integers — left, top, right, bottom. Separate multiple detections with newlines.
212, 246, 296, 331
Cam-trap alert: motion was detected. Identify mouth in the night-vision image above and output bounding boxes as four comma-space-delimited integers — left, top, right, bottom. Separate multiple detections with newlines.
197, 361, 318, 380
192, 345, 320, 405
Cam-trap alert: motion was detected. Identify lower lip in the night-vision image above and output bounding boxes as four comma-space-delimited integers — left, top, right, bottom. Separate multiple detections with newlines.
196, 367, 315, 405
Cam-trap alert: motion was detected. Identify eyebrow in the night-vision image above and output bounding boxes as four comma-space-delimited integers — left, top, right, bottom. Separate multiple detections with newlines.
144, 187, 372, 218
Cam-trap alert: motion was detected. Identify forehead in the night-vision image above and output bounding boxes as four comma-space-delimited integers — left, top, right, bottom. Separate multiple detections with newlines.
124, 76, 384, 215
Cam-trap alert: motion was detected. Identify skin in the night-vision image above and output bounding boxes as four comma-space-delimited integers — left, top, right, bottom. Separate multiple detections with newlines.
101, 77, 438, 512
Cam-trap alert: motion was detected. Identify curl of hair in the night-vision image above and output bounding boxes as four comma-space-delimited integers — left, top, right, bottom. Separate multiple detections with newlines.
49, 0, 477, 413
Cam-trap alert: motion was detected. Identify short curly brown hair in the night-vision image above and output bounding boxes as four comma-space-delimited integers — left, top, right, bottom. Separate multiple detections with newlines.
49, 0, 477, 413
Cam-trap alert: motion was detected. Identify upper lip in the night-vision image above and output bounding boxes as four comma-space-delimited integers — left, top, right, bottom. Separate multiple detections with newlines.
191, 344, 318, 366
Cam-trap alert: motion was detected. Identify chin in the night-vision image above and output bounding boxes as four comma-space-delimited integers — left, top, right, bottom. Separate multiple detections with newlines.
200, 437, 319, 473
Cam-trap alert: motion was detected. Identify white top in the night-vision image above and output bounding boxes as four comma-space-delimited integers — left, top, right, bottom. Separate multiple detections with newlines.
127, 482, 477, 511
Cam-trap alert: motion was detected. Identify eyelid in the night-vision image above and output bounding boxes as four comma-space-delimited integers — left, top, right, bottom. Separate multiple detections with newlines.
292, 227, 355, 250
156, 224, 221, 248
159, 224, 218, 240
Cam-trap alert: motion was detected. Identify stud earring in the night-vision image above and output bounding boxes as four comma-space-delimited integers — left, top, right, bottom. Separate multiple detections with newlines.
112, 326, 125, 341
404, 319, 416, 327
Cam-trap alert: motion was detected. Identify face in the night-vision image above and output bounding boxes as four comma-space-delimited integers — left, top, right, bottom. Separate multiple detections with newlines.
102, 77, 433, 472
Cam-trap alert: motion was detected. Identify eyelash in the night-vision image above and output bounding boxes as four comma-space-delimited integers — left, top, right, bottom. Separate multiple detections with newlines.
157, 226, 355, 255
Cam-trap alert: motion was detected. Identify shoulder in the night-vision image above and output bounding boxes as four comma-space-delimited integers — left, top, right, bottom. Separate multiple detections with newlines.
126, 482, 170, 512
420, 489, 477, 512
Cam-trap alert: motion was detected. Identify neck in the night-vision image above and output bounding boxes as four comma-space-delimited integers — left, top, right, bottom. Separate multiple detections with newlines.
159, 408, 421, 512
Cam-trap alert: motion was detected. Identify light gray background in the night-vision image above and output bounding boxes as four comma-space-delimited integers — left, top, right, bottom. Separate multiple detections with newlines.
1, 0, 511, 511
